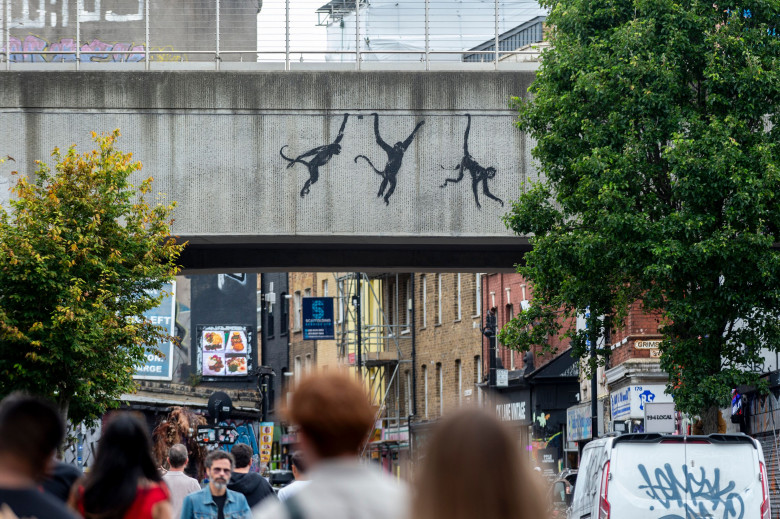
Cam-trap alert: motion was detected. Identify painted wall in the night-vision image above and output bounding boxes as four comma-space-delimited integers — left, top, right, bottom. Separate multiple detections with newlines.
0, 72, 535, 257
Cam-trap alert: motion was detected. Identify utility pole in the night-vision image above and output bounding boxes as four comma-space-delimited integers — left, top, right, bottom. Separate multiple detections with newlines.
588, 309, 599, 438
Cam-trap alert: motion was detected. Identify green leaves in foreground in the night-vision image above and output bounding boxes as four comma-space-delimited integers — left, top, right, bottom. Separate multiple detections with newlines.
0, 130, 184, 423
503, 0, 780, 419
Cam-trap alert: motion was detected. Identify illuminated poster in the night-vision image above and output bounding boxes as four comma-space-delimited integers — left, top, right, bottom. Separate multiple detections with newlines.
134, 282, 176, 381
259, 422, 273, 464
197, 325, 253, 379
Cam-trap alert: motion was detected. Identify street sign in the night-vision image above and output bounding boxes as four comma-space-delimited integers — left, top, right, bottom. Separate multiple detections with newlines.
496, 369, 508, 387
644, 402, 676, 433
302, 297, 335, 340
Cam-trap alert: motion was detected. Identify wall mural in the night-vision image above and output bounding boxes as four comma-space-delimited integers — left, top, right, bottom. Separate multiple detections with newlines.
278, 112, 500, 209
355, 113, 425, 206
280, 114, 350, 198
440, 114, 504, 209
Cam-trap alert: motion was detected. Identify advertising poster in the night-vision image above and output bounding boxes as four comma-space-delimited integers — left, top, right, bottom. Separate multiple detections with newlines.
302, 297, 335, 340
259, 422, 274, 464
197, 325, 253, 379
134, 282, 176, 381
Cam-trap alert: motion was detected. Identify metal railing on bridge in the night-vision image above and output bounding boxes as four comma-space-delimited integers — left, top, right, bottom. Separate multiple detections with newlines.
0, 0, 547, 71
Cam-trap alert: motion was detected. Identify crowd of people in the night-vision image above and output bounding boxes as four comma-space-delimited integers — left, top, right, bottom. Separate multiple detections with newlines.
0, 373, 548, 519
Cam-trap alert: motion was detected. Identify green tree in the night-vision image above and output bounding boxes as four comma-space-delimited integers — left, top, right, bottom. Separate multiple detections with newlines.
0, 131, 183, 423
501, 0, 780, 431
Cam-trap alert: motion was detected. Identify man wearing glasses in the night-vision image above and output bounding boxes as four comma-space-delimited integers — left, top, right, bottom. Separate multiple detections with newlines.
181, 450, 252, 519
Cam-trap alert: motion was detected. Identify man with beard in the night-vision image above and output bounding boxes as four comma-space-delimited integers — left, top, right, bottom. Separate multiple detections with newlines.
181, 450, 251, 519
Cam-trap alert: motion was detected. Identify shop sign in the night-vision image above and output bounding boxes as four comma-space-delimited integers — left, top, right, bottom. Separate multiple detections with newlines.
497, 401, 527, 422
198, 325, 252, 378
538, 448, 559, 478
496, 369, 508, 387
566, 403, 592, 441
644, 402, 676, 433
612, 385, 673, 420
635, 340, 662, 349
259, 422, 273, 464
134, 282, 176, 380
302, 297, 335, 340
611, 387, 631, 421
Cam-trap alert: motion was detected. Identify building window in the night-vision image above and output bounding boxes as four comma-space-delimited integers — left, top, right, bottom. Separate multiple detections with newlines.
436, 362, 443, 416
294, 356, 302, 385
421, 275, 427, 328
294, 291, 302, 330
267, 299, 275, 338
305, 353, 313, 374
405, 370, 412, 416
337, 280, 344, 324
322, 279, 329, 297
304, 288, 311, 298
423, 364, 428, 419
456, 359, 462, 407
473, 273, 481, 317
475, 355, 482, 404
506, 304, 514, 368
280, 292, 288, 335
404, 278, 412, 333
436, 274, 442, 325
455, 273, 462, 321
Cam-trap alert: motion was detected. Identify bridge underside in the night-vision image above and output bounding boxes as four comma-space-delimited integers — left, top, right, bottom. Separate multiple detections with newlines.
178, 237, 530, 274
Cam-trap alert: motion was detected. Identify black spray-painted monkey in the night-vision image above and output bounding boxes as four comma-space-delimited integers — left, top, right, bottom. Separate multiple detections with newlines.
439, 114, 503, 209
280, 113, 349, 198
354, 113, 425, 206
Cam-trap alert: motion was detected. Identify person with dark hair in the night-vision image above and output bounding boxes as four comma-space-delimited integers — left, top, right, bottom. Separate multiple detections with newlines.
70, 412, 172, 519
162, 444, 200, 518
226, 443, 276, 508
411, 408, 547, 519
0, 393, 77, 519
181, 450, 251, 519
254, 372, 407, 519
276, 451, 309, 503
42, 459, 82, 503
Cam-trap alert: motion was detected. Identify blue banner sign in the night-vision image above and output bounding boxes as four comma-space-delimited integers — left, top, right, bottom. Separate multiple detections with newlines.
302, 297, 335, 340
134, 282, 176, 380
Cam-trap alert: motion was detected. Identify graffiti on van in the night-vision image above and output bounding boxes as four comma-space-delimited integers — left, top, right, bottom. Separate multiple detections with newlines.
638, 463, 744, 519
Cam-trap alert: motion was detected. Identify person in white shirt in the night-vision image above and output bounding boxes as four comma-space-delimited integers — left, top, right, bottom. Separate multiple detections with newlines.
253, 373, 408, 519
276, 451, 310, 502
161, 444, 201, 518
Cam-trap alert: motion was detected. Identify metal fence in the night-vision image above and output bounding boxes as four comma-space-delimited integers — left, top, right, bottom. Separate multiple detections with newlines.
0, 0, 547, 70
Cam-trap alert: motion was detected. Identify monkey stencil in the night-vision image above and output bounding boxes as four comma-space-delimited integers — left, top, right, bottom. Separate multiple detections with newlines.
280, 113, 349, 198
439, 114, 503, 209
354, 113, 425, 206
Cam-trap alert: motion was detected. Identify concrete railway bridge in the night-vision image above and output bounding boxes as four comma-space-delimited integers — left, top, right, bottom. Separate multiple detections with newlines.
0, 69, 538, 273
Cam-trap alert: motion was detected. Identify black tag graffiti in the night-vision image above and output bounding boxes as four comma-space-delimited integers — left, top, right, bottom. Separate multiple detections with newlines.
439, 114, 503, 209
354, 113, 425, 206
280, 113, 350, 198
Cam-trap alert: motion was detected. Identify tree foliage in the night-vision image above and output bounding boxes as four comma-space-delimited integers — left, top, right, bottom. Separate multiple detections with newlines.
0, 131, 183, 423
501, 0, 780, 422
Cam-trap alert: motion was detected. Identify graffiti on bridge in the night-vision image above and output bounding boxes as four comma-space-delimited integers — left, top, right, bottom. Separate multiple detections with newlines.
1, 35, 185, 62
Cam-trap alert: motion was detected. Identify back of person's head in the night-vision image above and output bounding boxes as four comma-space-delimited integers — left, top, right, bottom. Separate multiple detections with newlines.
290, 451, 308, 474
168, 443, 188, 469
205, 449, 235, 469
83, 412, 160, 519
411, 408, 547, 519
231, 443, 253, 469
0, 393, 64, 480
287, 372, 374, 459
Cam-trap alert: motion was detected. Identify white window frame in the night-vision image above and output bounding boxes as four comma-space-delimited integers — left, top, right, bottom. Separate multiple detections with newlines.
474, 273, 482, 317
403, 278, 412, 333
436, 274, 442, 325
337, 280, 344, 324
476, 356, 482, 404
405, 371, 412, 416
421, 275, 427, 328
455, 273, 462, 321
423, 365, 429, 419
293, 291, 302, 330
322, 279, 329, 297
438, 363, 443, 415
294, 356, 302, 385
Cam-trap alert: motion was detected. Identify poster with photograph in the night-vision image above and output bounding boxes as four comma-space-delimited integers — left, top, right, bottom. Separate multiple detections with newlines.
197, 325, 253, 379
259, 422, 273, 464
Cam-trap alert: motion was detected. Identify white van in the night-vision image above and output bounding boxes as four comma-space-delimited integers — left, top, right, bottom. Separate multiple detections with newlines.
568, 434, 770, 519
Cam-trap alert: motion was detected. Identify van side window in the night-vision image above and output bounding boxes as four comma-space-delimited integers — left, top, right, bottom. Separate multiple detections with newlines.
571, 447, 595, 515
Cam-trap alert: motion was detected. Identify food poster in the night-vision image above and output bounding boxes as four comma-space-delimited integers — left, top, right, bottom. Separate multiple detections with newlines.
197, 326, 253, 378
259, 422, 273, 464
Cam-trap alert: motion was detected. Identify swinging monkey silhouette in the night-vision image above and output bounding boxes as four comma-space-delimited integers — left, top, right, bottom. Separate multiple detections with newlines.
280, 113, 349, 198
440, 114, 503, 209
354, 113, 425, 206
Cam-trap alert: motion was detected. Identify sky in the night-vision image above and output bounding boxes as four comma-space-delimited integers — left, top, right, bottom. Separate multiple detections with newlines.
257, 0, 328, 62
